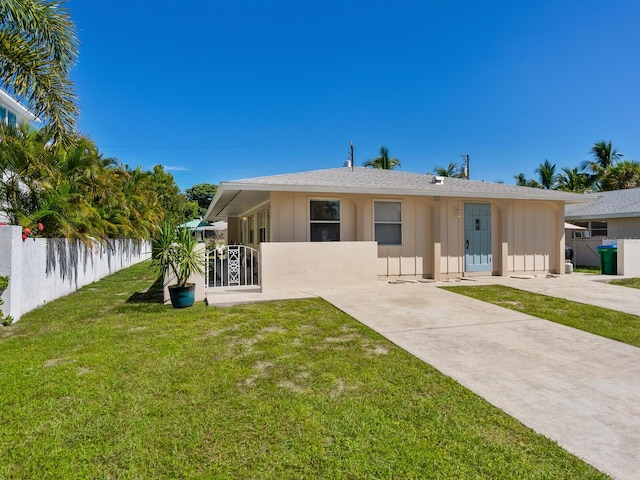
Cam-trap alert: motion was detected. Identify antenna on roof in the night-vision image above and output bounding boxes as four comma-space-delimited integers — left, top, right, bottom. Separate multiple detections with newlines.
344, 140, 355, 170
350, 140, 354, 171
460, 154, 470, 179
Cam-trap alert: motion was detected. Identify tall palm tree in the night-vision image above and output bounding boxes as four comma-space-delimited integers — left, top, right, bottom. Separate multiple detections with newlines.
535, 159, 558, 189
556, 167, 592, 193
579, 141, 623, 190
600, 160, 640, 191
363, 146, 401, 170
432, 162, 460, 177
582, 140, 623, 173
0, 0, 79, 143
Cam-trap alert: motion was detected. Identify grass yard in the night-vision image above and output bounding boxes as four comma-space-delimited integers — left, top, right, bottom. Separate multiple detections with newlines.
574, 265, 600, 273
443, 284, 640, 348
0, 263, 608, 479
608, 277, 640, 289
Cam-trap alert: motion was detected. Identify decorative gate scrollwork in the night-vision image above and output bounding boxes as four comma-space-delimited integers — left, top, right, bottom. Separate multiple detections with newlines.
206, 245, 259, 288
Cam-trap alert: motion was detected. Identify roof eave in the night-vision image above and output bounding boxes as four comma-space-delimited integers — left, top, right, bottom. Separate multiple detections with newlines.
565, 212, 640, 221
219, 181, 595, 203
0, 89, 38, 122
203, 187, 227, 221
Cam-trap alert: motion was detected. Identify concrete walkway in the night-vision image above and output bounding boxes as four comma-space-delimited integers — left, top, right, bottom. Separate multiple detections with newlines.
315, 278, 640, 480
482, 273, 640, 316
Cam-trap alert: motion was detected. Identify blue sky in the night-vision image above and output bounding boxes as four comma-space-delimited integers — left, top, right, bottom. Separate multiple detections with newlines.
67, 0, 640, 190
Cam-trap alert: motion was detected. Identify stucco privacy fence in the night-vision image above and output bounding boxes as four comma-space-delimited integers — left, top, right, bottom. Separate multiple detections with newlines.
0, 226, 151, 322
569, 237, 640, 273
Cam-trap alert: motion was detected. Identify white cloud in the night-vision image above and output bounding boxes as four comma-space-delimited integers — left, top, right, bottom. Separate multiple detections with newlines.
163, 165, 188, 172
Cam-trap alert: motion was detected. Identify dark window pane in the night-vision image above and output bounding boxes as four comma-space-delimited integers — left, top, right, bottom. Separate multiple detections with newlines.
311, 223, 340, 242
310, 200, 340, 221
591, 221, 607, 236
375, 224, 401, 245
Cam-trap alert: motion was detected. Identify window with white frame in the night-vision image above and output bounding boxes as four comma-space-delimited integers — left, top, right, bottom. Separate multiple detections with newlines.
310, 200, 340, 241
242, 217, 248, 244
374, 201, 402, 246
258, 209, 269, 243
248, 215, 255, 244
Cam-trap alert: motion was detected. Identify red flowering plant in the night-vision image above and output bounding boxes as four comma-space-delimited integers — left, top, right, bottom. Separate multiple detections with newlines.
20, 222, 45, 241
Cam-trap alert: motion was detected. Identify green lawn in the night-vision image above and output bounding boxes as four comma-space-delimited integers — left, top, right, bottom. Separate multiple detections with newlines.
442, 284, 640, 348
0, 263, 608, 479
574, 265, 601, 273
608, 277, 640, 289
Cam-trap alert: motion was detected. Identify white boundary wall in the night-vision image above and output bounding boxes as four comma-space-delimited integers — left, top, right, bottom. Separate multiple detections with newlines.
618, 239, 640, 277
0, 226, 151, 322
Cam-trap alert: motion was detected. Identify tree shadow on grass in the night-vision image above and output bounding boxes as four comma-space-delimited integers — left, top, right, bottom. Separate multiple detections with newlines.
126, 275, 164, 304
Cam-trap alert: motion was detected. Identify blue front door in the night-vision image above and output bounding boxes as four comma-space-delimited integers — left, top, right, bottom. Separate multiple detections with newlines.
464, 203, 492, 273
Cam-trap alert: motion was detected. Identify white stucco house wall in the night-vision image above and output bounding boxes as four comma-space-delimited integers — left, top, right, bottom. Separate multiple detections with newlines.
205, 166, 595, 292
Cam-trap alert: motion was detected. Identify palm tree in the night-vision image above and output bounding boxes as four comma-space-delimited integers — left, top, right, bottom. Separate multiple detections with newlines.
0, 0, 79, 143
580, 140, 623, 174
0, 122, 51, 223
432, 162, 460, 177
535, 159, 558, 189
579, 141, 624, 190
556, 167, 592, 193
514, 173, 528, 186
363, 146, 400, 170
513, 172, 541, 188
600, 160, 640, 191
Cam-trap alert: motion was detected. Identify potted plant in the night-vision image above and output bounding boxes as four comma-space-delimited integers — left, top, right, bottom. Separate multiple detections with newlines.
151, 223, 205, 308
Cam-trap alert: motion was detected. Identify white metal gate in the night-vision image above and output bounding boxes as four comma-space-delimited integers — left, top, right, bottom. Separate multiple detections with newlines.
207, 245, 259, 288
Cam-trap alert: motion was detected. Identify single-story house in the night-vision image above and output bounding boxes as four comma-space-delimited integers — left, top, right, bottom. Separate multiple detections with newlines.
204, 166, 593, 292
565, 187, 640, 267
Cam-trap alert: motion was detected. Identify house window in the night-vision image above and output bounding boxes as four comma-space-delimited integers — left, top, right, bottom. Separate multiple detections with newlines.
590, 221, 607, 237
572, 221, 607, 238
258, 209, 269, 243
248, 215, 255, 244
310, 200, 340, 241
0, 107, 17, 126
374, 201, 402, 246
242, 217, 248, 244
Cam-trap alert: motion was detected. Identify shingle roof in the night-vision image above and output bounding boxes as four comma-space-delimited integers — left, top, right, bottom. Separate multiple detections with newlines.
224, 167, 591, 202
565, 188, 640, 219
206, 167, 596, 220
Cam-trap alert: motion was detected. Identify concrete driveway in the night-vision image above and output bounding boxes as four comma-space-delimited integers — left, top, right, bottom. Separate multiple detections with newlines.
316, 279, 640, 480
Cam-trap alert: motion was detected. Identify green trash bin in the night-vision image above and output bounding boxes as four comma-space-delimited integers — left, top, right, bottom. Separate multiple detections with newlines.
597, 245, 618, 275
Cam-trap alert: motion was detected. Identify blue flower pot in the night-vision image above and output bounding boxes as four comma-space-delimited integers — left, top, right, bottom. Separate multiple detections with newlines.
169, 284, 196, 308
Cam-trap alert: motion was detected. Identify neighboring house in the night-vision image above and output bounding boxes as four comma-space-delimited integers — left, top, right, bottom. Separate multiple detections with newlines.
565, 188, 640, 267
0, 88, 38, 126
204, 166, 593, 292
178, 219, 226, 243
